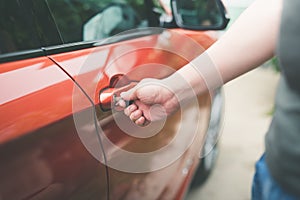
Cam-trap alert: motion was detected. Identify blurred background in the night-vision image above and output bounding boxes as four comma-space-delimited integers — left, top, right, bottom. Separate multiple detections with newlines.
186, 1, 281, 199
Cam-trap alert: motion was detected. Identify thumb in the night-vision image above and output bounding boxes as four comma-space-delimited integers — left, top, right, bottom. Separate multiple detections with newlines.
120, 87, 138, 101
121, 78, 153, 101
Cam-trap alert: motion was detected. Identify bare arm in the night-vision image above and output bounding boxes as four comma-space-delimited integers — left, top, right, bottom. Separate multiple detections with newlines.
171, 0, 283, 97
122, 0, 283, 125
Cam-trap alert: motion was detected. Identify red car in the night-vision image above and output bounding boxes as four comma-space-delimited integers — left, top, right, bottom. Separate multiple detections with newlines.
0, 0, 229, 199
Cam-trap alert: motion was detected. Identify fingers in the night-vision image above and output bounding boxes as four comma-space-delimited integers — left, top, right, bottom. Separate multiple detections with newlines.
124, 103, 148, 126
135, 116, 146, 126
115, 98, 127, 108
126, 106, 143, 124
120, 87, 137, 101
129, 110, 143, 122
120, 78, 152, 101
124, 104, 137, 116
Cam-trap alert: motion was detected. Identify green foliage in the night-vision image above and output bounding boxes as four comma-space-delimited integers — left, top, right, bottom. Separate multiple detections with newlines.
270, 57, 280, 73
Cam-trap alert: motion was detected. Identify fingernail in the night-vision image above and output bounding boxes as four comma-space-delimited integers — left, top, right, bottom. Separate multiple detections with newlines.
129, 105, 136, 112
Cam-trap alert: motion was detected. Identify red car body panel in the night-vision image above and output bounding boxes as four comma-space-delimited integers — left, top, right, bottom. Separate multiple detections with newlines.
0, 23, 217, 200
0, 57, 108, 199
49, 29, 216, 103
47, 29, 216, 199
0, 57, 89, 143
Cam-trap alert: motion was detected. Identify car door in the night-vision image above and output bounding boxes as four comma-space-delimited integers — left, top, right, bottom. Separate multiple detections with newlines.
45, 0, 218, 199
0, 0, 108, 199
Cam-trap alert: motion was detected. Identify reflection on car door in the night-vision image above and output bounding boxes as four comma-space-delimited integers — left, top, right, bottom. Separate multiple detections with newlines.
0, 57, 109, 200
0, 0, 108, 199
41, 0, 219, 200
45, 0, 218, 199
49, 31, 216, 200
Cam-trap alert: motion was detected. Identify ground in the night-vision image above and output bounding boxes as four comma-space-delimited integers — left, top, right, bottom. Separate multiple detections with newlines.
186, 66, 280, 200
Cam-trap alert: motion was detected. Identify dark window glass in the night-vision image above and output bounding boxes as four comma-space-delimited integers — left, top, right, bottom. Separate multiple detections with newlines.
0, 0, 62, 55
46, 0, 151, 43
30, 0, 63, 47
0, 0, 41, 54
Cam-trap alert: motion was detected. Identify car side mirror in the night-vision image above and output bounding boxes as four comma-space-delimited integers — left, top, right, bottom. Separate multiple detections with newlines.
171, 0, 230, 30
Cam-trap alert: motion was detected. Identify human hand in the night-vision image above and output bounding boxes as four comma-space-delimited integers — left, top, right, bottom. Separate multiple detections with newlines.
120, 78, 180, 126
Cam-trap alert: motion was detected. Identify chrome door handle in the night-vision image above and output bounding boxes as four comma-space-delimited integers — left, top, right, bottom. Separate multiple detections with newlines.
99, 82, 137, 111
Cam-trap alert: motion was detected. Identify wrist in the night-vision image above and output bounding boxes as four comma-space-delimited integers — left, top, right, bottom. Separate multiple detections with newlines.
161, 71, 199, 104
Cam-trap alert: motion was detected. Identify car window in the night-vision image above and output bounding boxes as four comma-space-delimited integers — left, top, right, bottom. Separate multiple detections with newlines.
0, 0, 41, 54
0, 0, 62, 55
46, 0, 152, 43
0, 0, 169, 57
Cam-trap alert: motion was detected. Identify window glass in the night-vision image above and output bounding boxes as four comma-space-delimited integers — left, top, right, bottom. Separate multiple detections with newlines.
46, 0, 150, 43
0, 0, 62, 55
0, 0, 41, 54
30, 0, 62, 47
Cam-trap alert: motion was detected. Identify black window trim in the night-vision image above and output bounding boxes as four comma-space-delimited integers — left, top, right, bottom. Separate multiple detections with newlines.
0, 28, 163, 64
0, 49, 45, 64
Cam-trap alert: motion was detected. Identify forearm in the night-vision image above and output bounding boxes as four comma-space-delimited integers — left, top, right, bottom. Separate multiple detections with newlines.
207, 0, 282, 83
167, 0, 282, 99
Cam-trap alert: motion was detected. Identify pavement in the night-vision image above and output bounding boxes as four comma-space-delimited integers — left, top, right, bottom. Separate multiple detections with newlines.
186, 67, 280, 200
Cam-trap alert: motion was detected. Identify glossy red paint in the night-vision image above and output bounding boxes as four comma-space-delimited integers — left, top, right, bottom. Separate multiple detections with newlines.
0, 110, 108, 200
0, 0, 228, 198
0, 57, 89, 143
0, 56, 108, 199
0, 26, 217, 199
50, 29, 215, 103
48, 29, 216, 199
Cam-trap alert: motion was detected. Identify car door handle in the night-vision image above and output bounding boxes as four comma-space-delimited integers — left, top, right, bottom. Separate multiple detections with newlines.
99, 82, 137, 111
